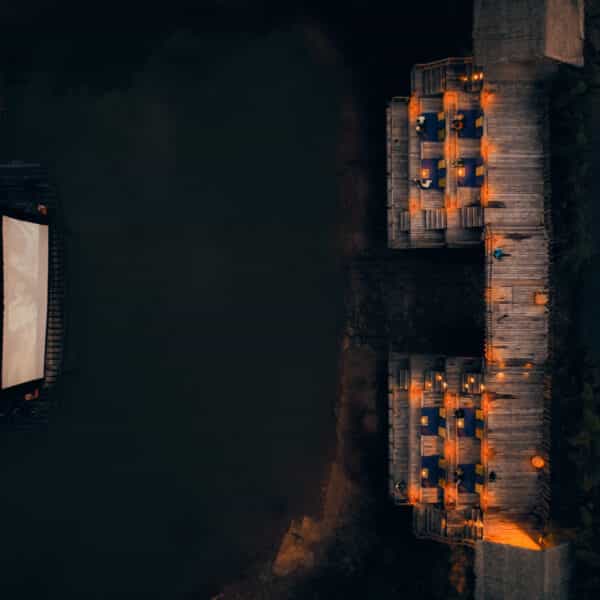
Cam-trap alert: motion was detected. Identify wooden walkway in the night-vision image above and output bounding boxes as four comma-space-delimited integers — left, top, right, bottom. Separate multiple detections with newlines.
480, 70, 552, 545
387, 65, 553, 548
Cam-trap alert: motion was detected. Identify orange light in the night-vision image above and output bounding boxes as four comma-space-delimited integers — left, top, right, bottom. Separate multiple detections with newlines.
444, 393, 454, 409
421, 168, 430, 178
457, 166, 466, 178
445, 195, 457, 209
469, 376, 475, 384
409, 96, 420, 120
421, 468, 429, 479
531, 455, 545, 469
497, 372, 504, 380
480, 185, 488, 206
409, 485, 419, 504
436, 374, 442, 381
457, 418, 465, 429
487, 526, 541, 550
442, 381, 448, 389
480, 491, 488, 511
443, 91, 458, 111
426, 381, 432, 389
481, 91, 494, 110
480, 384, 485, 391
534, 292, 548, 306
420, 415, 429, 426
482, 392, 489, 412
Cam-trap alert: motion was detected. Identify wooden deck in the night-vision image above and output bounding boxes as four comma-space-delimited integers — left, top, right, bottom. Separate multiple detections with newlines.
389, 353, 489, 540
473, 0, 584, 67
387, 98, 409, 249
390, 58, 485, 248
388, 352, 410, 503
480, 67, 552, 545
386, 1, 582, 566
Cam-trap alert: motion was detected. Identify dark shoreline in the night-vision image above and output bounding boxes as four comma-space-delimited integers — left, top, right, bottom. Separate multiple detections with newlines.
546, 4, 600, 599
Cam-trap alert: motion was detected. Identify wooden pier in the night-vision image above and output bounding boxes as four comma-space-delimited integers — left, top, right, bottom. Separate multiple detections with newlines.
385, 0, 584, 566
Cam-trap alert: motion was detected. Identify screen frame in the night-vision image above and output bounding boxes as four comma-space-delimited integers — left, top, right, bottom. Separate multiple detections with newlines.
0, 207, 51, 393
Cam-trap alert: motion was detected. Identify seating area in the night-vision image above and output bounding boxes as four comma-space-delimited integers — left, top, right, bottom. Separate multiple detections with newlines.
419, 158, 446, 190
452, 109, 484, 138
420, 406, 447, 437
456, 463, 485, 494
416, 112, 445, 142
456, 157, 485, 187
455, 407, 484, 439
421, 454, 446, 489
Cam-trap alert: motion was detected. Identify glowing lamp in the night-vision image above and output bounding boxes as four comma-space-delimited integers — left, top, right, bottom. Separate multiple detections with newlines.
457, 166, 466, 178
421, 168, 430, 178
426, 381, 432, 389
421, 468, 429, 479
442, 382, 448, 389
534, 292, 548, 305
469, 376, 475, 384
420, 415, 429, 426
531, 455, 545, 470
497, 372, 504, 380
436, 374, 442, 381
464, 383, 469, 390
457, 418, 465, 429
480, 384, 485, 391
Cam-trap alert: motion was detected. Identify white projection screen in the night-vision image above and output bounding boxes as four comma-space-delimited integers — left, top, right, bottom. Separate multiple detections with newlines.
2, 216, 49, 389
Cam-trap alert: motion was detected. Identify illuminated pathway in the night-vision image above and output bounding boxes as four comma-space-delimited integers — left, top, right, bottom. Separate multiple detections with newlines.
386, 0, 584, 598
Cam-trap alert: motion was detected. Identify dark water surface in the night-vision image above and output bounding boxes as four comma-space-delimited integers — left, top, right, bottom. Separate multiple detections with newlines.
0, 1, 481, 598
0, 23, 344, 599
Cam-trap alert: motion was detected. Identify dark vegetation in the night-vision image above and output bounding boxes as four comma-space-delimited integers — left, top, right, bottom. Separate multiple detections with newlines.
549, 3, 600, 598
291, 508, 474, 600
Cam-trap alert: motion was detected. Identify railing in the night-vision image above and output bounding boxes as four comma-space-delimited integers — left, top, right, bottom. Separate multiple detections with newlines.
413, 505, 484, 546
411, 57, 474, 95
